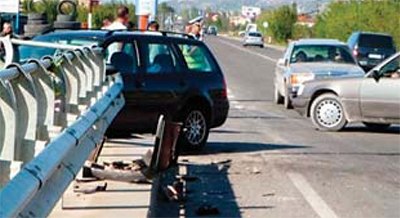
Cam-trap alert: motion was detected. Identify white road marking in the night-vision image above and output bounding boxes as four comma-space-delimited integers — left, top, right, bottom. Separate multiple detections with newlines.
288, 172, 340, 218
218, 39, 278, 63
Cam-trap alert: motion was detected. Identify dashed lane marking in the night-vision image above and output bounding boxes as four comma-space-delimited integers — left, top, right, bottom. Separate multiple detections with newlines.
217, 39, 278, 63
288, 172, 340, 218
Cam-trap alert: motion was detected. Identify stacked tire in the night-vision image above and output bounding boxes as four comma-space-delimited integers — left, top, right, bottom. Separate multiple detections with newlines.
24, 13, 52, 37
54, 0, 81, 30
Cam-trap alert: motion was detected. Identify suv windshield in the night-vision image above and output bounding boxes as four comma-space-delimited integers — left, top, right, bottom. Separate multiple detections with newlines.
290, 45, 355, 64
359, 35, 394, 49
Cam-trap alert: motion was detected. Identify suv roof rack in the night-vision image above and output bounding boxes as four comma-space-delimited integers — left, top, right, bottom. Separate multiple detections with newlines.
78, 28, 194, 39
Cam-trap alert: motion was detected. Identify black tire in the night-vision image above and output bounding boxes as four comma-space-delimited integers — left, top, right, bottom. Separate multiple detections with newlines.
27, 20, 47, 25
28, 13, 46, 20
24, 24, 52, 33
176, 106, 210, 151
260, 45, 264, 48
54, 21, 81, 29
363, 122, 391, 130
274, 85, 284, 104
310, 93, 347, 131
56, 14, 76, 22
57, 0, 77, 15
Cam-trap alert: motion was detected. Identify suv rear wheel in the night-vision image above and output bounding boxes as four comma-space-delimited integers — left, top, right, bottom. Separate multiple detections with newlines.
177, 106, 210, 151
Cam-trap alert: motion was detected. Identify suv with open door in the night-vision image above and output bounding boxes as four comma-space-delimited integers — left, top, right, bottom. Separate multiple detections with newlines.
103, 31, 229, 151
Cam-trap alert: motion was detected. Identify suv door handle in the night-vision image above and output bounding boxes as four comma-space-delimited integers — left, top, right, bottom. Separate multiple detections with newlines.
136, 81, 146, 88
179, 80, 187, 87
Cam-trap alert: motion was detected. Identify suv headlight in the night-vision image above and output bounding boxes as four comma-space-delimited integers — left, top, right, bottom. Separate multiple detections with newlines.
290, 73, 315, 86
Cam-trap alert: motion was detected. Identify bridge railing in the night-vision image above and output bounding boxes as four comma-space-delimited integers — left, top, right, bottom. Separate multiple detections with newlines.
0, 37, 125, 217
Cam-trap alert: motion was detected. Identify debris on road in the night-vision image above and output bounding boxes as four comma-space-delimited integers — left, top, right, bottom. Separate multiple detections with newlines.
176, 175, 199, 182
196, 203, 220, 216
74, 182, 108, 194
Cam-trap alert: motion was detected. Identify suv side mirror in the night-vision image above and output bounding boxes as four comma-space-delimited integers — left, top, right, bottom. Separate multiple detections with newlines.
371, 70, 381, 82
277, 58, 287, 66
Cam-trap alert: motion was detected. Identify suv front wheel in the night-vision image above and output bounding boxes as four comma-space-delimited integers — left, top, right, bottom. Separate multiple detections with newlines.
177, 107, 210, 151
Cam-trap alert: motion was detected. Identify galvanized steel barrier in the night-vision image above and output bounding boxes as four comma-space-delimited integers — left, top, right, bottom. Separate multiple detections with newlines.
0, 37, 125, 217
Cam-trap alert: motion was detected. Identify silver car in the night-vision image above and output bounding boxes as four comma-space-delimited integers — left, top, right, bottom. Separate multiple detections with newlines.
274, 39, 365, 109
292, 52, 400, 131
243, 32, 264, 48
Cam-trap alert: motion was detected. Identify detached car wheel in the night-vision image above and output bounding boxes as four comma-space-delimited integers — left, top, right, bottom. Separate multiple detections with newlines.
310, 93, 347, 131
363, 122, 391, 130
177, 107, 210, 151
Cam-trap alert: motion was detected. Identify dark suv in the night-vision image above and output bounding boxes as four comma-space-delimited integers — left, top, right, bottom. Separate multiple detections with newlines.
17, 30, 229, 150
103, 32, 229, 150
347, 32, 396, 71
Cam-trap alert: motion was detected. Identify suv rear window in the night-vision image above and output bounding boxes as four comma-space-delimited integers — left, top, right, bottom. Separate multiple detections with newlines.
359, 35, 394, 49
249, 32, 262, 37
178, 44, 213, 72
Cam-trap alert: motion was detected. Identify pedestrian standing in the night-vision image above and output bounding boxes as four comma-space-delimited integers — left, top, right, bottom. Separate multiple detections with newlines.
0, 22, 13, 37
147, 21, 160, 32
104, 6, 130, 30
190, 22, 203, 41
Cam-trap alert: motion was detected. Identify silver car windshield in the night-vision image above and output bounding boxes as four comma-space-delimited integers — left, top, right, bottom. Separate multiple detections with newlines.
290, 45, 355, 64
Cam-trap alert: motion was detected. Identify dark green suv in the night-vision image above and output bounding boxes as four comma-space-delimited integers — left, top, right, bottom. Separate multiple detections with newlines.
19, 30, 229, 150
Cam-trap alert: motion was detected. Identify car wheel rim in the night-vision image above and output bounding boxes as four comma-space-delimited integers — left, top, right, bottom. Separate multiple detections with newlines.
315, 99, 343, 128
184, 110, 206, 145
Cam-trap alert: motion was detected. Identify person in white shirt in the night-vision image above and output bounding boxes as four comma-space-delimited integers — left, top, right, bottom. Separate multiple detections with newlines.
104, 6, 129, 30
104, 6, 130, 62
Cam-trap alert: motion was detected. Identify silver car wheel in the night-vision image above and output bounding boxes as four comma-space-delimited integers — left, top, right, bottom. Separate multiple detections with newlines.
184, 110, 207, 145
315, 99, 343, 128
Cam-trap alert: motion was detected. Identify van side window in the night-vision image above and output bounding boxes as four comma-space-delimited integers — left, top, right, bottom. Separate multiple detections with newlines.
177, 44, 213, 73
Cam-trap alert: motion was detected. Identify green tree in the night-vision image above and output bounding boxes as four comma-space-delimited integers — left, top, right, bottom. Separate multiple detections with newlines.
314, 0, 400, 49
257, 4, 297, 43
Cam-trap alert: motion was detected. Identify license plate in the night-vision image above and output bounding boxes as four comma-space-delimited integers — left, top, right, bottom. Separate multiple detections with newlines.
368, 54, 382, 59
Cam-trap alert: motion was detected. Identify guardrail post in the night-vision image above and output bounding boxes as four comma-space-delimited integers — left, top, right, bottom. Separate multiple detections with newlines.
0, 79, 17, 160
0, 160, 22, 188
56, 53, 82, 126
27, 59, 56, 144
7, 64, 39, 162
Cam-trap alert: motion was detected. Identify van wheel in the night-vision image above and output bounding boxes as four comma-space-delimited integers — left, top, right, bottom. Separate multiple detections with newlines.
310, 93, 347, 131
177, 107, 210, 151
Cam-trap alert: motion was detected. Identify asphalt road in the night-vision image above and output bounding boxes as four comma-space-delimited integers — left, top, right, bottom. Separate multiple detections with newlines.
178, 36, 400, 218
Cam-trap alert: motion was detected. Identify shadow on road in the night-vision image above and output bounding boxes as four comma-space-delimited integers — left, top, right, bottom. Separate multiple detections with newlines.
210, 129, 261, 135
182, 161, 243, 217
341, 125, 400, 134
182, 142, 310, 156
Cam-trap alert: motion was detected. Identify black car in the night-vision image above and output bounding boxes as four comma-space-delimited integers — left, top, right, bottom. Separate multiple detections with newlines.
347, 32, 396, 71
19, 30, 229, 150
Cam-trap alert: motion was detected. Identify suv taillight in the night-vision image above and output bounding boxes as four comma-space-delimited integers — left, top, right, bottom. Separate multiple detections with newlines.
353, 49, 359, 57
222, 78, 228, 98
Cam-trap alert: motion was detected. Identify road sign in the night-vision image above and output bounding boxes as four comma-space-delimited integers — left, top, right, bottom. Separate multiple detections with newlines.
136, 0, 157, 16
0, 0, 20, 13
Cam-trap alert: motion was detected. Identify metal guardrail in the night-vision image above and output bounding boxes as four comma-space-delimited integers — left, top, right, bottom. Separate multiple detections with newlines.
0, 37, 125, 217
